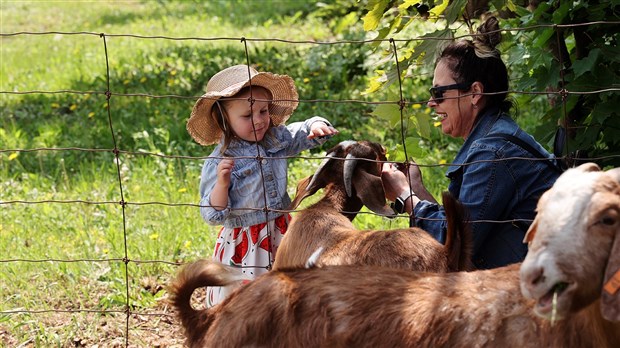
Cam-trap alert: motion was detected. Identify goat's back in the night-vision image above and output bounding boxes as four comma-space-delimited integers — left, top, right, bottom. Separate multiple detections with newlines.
316, 227, 449, 271
173, 260, 620, 347
275, 191, 472, 272
274, 202, 356, 270
199, 263, 542, 347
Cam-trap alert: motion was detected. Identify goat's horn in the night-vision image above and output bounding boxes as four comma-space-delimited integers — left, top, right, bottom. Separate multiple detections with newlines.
344, 153, 357, 197
307, 151, 336, 190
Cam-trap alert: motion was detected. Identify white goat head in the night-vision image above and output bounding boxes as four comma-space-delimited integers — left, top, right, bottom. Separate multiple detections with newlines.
289, 140, 395, 218
521, 162, 620, 322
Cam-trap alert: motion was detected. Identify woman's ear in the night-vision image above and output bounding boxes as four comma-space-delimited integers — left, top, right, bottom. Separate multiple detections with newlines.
470, 81, 484, 107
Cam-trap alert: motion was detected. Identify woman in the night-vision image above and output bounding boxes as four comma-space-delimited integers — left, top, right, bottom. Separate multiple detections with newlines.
382, 17, 561, 269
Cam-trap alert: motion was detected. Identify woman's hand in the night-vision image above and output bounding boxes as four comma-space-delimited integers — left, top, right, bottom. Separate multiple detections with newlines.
399, 160, 423, 187
382, 160, 438, 205
381, 162, 409, 202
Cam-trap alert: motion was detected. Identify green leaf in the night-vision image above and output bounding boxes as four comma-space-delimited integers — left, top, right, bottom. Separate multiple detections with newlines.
334, 12, 359, 34
572, 49, 601, 79
600, 45, 620, 63
429, 0, 449, 20
364, 74, 387, 94
414, 110, 431, 139
371, 27, 392, 49
551, 1, 571, 24
412, 29, 453, 66
371, 103, 402, 126
513, 75, 537, 92
398, 0, 419, 9
506, 0, 518, 13
444, 0, 467, 25
506, 44, 527, 66
591, 100, 618, 124
363, 0, 390, 31
533, 27, 554, 48
403, 136, 425, 159
595, 65, 620, 87
533, 64, 561, 91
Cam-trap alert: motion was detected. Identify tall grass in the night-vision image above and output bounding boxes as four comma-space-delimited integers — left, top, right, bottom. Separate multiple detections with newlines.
0, 0, 551, 345
0, 1, 417, 345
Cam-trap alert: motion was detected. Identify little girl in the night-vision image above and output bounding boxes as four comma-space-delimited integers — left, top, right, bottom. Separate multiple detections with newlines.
187, 64, 338, 306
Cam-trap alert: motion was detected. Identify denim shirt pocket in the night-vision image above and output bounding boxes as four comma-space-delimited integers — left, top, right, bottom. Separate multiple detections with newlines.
231, 159, 259, 198
263, 129, 289, 153
266, 140, 288, 154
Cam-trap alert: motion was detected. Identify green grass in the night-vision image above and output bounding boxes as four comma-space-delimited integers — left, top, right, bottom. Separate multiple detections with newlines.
0, 1, 417, 345
0, 1, 552, 345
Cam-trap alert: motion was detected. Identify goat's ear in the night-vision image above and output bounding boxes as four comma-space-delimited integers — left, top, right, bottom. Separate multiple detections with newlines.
577, 162, 600, 173
523, 219, 538, 244
606, 167, 620, 184
353, 170, 395, 217
305, 151, 338, 191
289, 176, 317, 210
602, 229, 620, 321
601, 167, 620, 320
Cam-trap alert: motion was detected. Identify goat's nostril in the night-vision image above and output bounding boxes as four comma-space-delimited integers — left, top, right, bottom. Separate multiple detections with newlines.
527, 267, 545, 286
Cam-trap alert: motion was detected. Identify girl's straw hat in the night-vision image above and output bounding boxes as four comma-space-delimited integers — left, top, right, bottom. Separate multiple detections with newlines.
187, 64, 299, 145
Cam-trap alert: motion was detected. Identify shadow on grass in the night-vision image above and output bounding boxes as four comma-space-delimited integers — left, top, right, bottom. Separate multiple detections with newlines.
2, 37, 379, 177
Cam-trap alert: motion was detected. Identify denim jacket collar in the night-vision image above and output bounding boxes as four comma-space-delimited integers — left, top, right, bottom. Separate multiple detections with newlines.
447, 107, 502, 178
222, 129, 289, 154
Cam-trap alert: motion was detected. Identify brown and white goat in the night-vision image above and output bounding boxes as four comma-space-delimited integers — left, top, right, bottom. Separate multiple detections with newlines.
170, 163, 620, 347
273, 140, 473, 273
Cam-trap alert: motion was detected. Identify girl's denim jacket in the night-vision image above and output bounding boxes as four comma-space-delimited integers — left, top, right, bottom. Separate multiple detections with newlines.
199, 116, 332, 228
412, 108, 561, 269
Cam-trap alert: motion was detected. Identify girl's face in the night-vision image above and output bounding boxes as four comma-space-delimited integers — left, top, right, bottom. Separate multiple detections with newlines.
223, 88, 272, 143
428, 60, 477, 139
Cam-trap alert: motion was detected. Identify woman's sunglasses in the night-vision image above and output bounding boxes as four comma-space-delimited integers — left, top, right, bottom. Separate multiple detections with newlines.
429, 83, 470, 103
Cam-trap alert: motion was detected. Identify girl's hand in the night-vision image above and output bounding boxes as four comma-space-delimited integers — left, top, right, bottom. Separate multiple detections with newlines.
308, 122, 339, 139
210, 158, 234, 211
217, 158, 234, 187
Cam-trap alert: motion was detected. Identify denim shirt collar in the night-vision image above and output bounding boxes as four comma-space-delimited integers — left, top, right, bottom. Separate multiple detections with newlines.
222, 129, 289, 154
447, 107, 502, 178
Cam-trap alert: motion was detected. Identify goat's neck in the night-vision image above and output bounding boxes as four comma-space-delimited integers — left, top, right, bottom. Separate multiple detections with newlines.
565, 300, 620, 346
315, 186, 363, 221
532, 299, 620, 346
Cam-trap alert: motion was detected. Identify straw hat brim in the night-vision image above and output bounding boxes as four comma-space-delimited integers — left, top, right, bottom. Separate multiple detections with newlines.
187, 72, 298, 146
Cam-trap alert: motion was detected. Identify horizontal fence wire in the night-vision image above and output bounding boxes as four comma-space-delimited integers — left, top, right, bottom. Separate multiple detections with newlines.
1, 21, 619, 345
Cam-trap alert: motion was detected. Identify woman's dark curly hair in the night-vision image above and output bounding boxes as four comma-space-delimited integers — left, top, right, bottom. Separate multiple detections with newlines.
437, 16, 513, 113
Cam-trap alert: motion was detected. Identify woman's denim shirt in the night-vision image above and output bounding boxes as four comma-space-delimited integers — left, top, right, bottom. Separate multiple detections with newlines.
199, 116, 332, 228
413, 107, 561, 269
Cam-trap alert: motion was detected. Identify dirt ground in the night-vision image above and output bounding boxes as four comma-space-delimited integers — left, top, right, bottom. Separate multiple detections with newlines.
0, 288, 207, 348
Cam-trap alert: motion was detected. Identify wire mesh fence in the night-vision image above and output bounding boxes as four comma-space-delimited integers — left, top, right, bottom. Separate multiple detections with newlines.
2, 21, 620, 346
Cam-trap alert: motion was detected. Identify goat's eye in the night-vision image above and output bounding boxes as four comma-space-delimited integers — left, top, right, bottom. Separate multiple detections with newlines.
600, 216, 616, 226
595, 207, 620, 227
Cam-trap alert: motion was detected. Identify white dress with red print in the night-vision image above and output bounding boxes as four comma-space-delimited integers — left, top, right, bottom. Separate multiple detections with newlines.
206, 214, 290, 307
